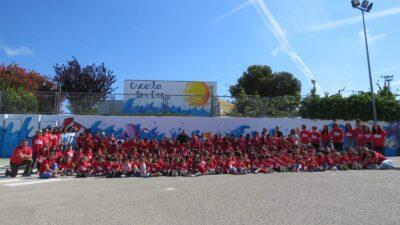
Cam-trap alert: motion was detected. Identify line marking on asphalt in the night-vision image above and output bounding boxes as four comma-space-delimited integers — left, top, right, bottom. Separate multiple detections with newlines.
4, 178, 74, 187
165, 187, 175, 191
0, 178, 24, 184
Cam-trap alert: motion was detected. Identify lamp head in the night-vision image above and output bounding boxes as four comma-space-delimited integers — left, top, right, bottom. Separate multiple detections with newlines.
351, 0, 360, 8
367, 2, 373, 12
361, 0, 370, 9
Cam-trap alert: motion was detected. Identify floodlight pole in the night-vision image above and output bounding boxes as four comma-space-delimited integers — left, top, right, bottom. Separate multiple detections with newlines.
354, 4, 377, 124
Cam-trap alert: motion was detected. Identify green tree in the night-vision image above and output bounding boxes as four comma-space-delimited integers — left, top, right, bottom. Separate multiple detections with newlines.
229, 65, 301, 97
0, 87, 39, 113
229, 88, 300, 117
228, 65, 301, 117
299, 86, 400, 122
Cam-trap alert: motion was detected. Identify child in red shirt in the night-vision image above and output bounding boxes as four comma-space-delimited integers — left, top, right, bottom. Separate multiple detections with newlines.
206, 157, 217, 175
305, 155, 320, 172
76, 156, 91, 178
292, 155, 304, 172
349, 151, 362, 170
39, 152, 59, 179
92, 157, 106, 176
106, 158, 123, 178
60, 155, 75, 176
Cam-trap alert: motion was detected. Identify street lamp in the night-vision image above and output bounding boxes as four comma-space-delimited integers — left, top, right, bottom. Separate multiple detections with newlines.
351, 0, 377, 124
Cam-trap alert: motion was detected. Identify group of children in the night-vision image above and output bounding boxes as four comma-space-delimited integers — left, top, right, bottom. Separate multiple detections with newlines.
30, 122, 397, 179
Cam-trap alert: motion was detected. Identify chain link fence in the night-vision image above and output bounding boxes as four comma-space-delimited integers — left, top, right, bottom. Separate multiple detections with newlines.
0, 91, 305, 117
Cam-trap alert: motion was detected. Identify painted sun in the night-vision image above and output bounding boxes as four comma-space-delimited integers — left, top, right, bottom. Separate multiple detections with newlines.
184, 82, 211, 107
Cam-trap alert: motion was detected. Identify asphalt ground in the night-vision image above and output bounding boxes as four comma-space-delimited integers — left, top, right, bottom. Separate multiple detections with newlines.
0, 158, 399, 225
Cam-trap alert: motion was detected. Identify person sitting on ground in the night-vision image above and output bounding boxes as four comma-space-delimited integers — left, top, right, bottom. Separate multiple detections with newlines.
39, 152, 60, 179
76, 156, 91, 178
363, 149, 399, 170
5, 140, 33, 177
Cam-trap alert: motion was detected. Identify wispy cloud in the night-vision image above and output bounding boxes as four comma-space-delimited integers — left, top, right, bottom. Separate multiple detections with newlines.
201, 1, 251, 29
2, 45, 34, 56
358, 29, 387, 43
306, 6, 400, 31
250, 0, 321, 91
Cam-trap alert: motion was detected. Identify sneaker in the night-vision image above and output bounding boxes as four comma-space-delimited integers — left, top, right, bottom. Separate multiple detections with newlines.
5, 169, 10, 177
22, 174, 31, 177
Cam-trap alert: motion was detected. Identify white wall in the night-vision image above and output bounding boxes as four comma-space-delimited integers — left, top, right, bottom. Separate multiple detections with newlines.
0, 114, 397, 158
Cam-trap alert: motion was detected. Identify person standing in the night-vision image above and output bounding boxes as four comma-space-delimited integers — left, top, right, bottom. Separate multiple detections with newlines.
372, 124, 387, 156
343, 123, 355, 151
5, 140, 33, 177
177, 130, 190, 144
31, 130, 45, 173
330, 123, 344, 151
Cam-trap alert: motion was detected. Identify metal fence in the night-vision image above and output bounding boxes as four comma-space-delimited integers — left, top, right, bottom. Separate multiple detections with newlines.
0, 91, 302, 117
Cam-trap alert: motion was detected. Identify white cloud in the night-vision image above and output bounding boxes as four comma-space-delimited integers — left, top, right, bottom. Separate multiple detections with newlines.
358, 29, 387, 43
306, 6, 400, 31
201, 1, 251, 29
250, 0, 322, 91
2, 45, 34, 56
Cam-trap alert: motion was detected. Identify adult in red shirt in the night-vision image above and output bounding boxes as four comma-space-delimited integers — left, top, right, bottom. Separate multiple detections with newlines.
372, 124, 387, 155
31, 130, 45, 173
310, 126, 321, 151
300, 125, 311, 146
343, 123, 355, 151
6, 140, 33, 177
330, 123, 343, 151
354, 125, 366, 147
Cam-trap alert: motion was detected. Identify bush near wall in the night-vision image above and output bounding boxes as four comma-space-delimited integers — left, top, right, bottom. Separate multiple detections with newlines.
299, 88, 400, 122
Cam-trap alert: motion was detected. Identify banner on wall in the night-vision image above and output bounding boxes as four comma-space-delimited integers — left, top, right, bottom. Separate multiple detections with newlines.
123, 80, 217, 116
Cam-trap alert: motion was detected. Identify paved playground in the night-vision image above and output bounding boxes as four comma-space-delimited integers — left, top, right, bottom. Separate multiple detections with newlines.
0, 158, 399, 225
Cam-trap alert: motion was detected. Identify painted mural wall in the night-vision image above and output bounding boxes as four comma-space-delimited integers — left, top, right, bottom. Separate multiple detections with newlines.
123, 80, 217, 116
1, 114, 399, 158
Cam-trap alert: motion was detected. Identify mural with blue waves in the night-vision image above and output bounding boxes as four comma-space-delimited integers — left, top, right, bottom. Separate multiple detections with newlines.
0, 117, 34, 157
123, 99, 211, 117
1, 116, 400, 158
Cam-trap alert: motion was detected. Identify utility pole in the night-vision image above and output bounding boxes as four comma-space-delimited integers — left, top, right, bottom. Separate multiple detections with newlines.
381, 75, 394, 92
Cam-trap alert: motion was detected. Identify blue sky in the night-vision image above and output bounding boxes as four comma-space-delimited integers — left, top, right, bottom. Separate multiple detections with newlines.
1, 0, 400, 96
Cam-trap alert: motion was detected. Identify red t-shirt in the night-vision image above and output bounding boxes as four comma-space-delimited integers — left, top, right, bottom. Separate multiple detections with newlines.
32, 135, 45, 154
330, 128, 343, 143
93, 162, 105, 172
364, 133, 372, 144
300, 130, 311, 144
316, 157, 325, 166
344, 129, 354, 139
355, 128, 365, 146
310, 131, 321, 144
10, 146, 32, 165
373, 131, 386, 147
50, 134, 60, 147
372, 151, 387, 164
77, 161, 91, 172
321, 132, 330, 142
39, 158, 55, 174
